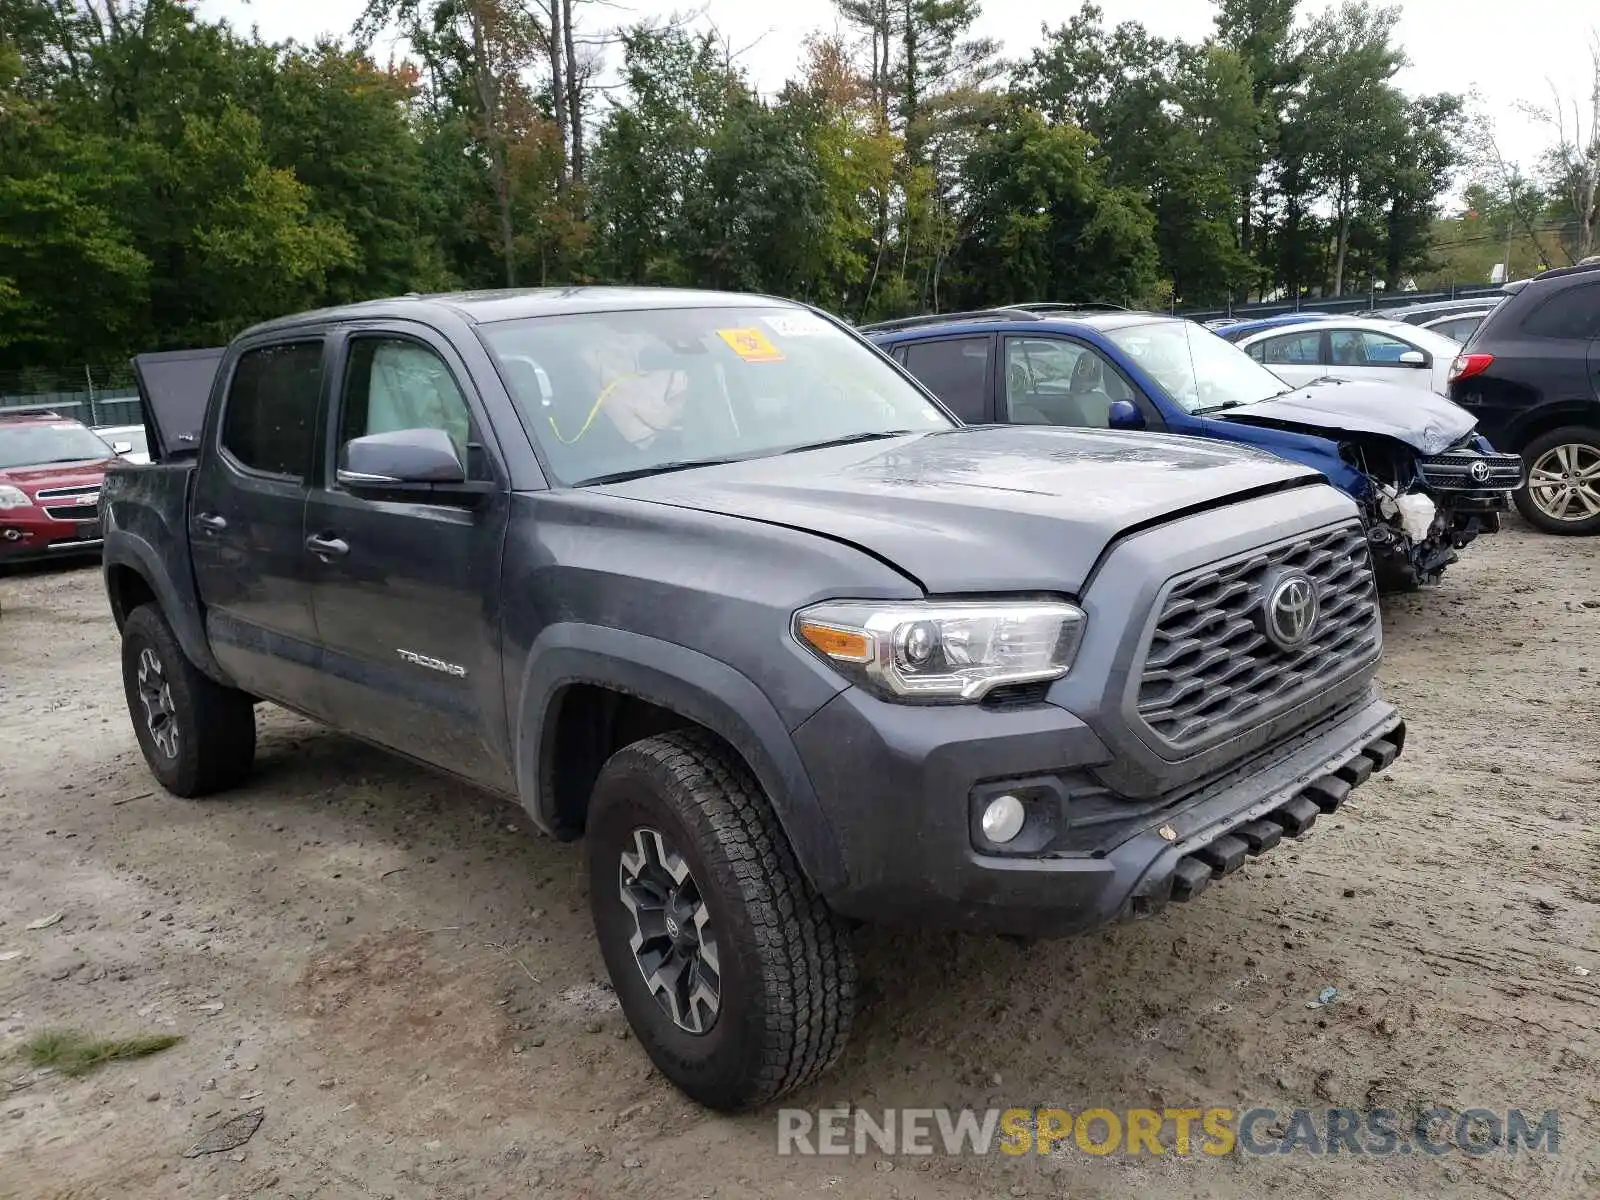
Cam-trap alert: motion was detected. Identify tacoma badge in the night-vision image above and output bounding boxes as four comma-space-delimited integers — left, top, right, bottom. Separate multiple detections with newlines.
395, 649, 467, 677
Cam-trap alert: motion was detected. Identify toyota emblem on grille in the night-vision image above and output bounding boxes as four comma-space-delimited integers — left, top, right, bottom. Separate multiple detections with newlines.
1261, 570, 1320, 651
1468, 459, 1492, 483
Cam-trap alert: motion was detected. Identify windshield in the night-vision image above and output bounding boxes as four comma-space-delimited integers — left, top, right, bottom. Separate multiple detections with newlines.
0, 422, 113, 470
479, 306, 954, 484
1105, 319, 1291, 413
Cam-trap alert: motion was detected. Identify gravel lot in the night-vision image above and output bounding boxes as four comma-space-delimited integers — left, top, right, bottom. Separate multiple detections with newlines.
1, 524, 1596, 1200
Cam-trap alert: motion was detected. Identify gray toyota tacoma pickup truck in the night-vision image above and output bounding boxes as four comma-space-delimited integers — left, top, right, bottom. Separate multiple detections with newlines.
103, 287, 1405, 1111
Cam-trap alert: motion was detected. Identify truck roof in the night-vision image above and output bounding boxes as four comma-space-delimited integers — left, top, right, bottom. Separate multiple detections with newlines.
239, 286, 805, 339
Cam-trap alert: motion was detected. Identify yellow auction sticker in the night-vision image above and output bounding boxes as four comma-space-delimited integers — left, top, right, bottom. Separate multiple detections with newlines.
717, 327, 785, 362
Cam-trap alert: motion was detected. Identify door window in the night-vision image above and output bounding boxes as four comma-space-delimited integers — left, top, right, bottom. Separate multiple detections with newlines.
1329, 330, 1419, 366
1519, 281, 1600, 340
1002, 337, 1130, 427
1252, 331, 1323, 365
900, 337, 991, 422
220, 342, 324, 479
340, 338, 474, 463
1427, 315, 1484, 342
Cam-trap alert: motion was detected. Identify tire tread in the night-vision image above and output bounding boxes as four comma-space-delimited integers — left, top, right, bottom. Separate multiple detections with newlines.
613, 728, 856, 1107
122, 603, 255, 797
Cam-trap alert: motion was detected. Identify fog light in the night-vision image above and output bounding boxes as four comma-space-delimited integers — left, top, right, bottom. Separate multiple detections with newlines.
980, 794, 1026, 844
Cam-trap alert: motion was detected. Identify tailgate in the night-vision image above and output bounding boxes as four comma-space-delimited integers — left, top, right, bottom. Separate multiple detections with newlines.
130, 347, 225, 462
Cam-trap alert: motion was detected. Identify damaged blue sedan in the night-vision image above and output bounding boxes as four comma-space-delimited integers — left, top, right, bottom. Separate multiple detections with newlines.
865, 307, 1526, 592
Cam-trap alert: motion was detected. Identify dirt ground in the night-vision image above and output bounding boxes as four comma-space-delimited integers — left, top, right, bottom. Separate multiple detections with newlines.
0, 522, 1596, 1200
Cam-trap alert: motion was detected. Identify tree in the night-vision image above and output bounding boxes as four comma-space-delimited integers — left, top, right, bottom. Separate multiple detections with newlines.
950, 105, 1159, 307
586, 25, 740, 285
1295, 0, 1408, 294
1527, 36, 1600, 263
1017, 8, 1258, 305
1214, 0, 1301, 293
1374, 92, 1464, 288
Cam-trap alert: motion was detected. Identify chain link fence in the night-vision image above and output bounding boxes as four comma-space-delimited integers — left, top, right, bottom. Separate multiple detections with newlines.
0, 365, 143, 429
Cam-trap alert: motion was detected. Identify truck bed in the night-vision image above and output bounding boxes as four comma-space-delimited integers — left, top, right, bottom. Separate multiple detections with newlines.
101, 459, 222, 682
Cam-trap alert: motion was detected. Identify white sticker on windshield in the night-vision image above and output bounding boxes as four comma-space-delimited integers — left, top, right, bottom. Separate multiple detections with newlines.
761, 312, 832, 338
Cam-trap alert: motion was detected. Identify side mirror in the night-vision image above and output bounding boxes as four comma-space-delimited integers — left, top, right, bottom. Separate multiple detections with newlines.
112, 441, 134, 455
337, 428, 492, 505
1108, 400, 1146, 431
1398, 349, 1429, 367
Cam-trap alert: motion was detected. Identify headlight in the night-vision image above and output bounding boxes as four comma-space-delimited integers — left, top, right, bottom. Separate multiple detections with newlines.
0, 486, 31, 510
793, 599, 1085, 702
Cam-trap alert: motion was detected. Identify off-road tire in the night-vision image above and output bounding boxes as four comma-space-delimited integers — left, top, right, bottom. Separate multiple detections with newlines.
120, 603, 256, 797
1514, 425, 1600, 536
587, 729, 856, 1112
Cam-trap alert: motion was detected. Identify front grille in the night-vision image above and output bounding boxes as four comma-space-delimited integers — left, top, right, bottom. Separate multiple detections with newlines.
1135, 522, 1379, 753
34, 484, 99, 501
43, 501, 100, 522
1418, 450, 1524, 491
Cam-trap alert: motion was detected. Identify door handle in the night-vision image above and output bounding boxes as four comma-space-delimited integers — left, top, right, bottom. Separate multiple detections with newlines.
305, 533, 349, 559
195, 513, 227, 531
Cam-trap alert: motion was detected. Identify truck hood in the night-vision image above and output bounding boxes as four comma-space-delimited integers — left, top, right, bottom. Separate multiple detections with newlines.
1217, 378, 1476, 455
0, 459, 111, 495
595, 426, 1323, 593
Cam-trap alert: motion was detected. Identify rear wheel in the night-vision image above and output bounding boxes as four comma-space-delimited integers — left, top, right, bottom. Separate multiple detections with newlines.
586, 729, 856, 1112
120, 603, 256, 797
1515, 426, 1600, 535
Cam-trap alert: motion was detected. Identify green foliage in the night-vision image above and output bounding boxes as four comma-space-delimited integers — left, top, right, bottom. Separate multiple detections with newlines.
951, 107, 1159, 306
26, 1028, 182, 1077
0, 0, 1474, 378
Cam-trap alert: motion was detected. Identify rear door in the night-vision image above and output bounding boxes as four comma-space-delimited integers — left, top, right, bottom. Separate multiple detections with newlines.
302, 326, 514, 791
898, 335, 996, 422
1246, 328, 1325, 388
190, 337, 328, 708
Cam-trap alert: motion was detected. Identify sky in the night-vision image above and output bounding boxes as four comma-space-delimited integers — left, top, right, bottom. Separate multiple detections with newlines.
202, 0, 1593, 170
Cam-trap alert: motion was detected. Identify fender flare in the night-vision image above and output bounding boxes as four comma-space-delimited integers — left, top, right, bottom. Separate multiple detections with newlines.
513, 623, 849, 895
102, 534, 229, 684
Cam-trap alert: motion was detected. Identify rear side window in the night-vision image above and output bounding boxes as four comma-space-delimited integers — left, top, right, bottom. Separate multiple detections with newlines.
221, 342, 323, 479
1518, 281, 1600, 340
1428, 315, 1484, 342
1252, 331, 1322, 365
901, 337, 992, 422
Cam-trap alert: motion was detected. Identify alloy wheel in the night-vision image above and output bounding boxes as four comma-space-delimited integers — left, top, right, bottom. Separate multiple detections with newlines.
618, 827, 721, 1035
136, 646, 180, 759
1527, 442, 1600, 523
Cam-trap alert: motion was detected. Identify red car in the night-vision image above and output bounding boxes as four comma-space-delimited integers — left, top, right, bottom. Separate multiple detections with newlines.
0, 411, 121, 564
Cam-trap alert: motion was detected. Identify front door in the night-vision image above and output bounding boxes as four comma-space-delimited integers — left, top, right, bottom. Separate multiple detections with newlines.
190, 337, 328, 708
303, 328, 513, 792
1325, 328, 1434, 391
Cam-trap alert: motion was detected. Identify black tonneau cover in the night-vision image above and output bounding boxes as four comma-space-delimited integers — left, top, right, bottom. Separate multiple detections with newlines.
130, 347, 224, 462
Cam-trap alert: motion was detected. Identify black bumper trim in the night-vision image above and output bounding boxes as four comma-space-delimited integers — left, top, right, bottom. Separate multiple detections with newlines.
1152, 724, 1402, 911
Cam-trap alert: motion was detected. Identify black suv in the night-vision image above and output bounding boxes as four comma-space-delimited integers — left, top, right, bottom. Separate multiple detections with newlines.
1449, 263, 1600, 534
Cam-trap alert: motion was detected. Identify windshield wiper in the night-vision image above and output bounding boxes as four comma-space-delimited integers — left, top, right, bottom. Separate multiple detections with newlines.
780, 430, 917, 454
577, 457, 746, 486
1195, 400, 1247, 414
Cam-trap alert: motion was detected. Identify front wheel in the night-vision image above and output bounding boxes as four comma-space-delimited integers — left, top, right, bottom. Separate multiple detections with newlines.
586, 729, 856, 1112
1515, 426, 1600, 535
120, 603, 256, 797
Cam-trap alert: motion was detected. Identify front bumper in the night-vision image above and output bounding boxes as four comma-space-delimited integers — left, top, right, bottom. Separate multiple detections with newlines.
0, 511, 103, 562
792, 686, 1403, 937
